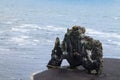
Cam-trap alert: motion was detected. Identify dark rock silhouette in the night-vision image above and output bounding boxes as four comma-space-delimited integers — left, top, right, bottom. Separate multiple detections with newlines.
47, 26, 103, 75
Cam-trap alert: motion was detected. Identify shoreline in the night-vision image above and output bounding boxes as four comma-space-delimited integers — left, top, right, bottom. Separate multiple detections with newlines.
32, 58, 120, 80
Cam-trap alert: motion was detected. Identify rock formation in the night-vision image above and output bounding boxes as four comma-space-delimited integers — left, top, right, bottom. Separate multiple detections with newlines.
47, 26, 103, 75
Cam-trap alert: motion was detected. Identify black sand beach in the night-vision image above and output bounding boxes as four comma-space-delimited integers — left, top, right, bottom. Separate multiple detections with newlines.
32, 58, 120, 80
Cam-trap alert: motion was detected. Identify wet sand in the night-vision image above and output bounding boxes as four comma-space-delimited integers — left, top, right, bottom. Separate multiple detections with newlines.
32, 58, 120, 80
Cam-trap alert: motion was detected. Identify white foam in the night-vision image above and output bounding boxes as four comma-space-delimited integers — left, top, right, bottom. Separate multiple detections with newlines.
10, 35, 31, 46
108, 39, 112, 42
11, 27, 29, 33
11, 37, 25, 43
38, 25, 66, 32
11, 24, 66, 34
18, 24, 38, 28
5, 21, 13, 24
86, 28, 120, 47
114, 17, 118, 20
32, 39, 40, 45
20, 35, 29, 39
11, 24, 39, 33
10, 34, 54, 46
86, 28, 120, 39
113, 17, 120, 20
33, 39, 39, 42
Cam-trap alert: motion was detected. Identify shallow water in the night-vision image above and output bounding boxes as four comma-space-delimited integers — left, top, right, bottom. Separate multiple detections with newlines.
0, 0, 120, 80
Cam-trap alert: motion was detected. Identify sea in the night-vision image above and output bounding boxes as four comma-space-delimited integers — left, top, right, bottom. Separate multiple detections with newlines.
0, 0, 120, 80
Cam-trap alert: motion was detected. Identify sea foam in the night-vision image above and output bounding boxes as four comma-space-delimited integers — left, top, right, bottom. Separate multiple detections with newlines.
87, 28, 120, 39
10, 23, 120, 47
86, 28, 120, 47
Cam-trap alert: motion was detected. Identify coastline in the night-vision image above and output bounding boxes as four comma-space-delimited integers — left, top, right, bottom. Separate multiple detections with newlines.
32, 58, 120, 80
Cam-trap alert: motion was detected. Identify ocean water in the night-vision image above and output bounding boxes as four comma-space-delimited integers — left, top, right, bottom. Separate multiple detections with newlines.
0, 0, 120, 80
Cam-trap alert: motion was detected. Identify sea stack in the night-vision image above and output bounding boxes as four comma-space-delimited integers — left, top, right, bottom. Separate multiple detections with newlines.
31, 26, 120, 80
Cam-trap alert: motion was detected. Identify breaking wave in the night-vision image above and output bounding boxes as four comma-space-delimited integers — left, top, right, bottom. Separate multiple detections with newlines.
9, 23, 120, 47
10, 35, 54, 46
9, 24, 65, 46
11, 24, 66, 33
86, 28, 120, 39
38, 25, 66, 32
86, 28, 120, 47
